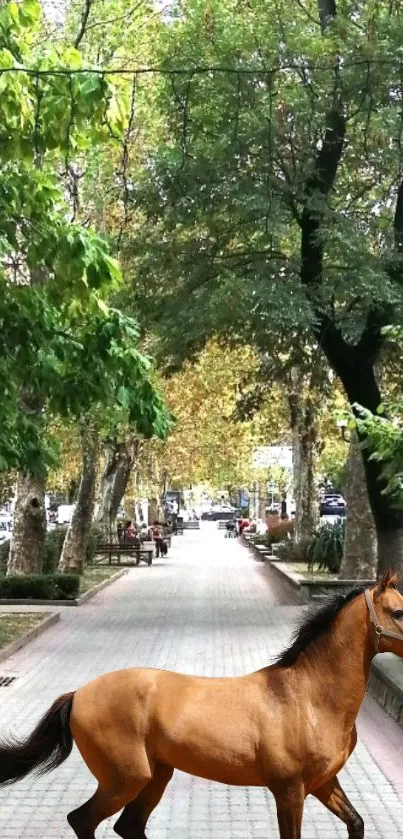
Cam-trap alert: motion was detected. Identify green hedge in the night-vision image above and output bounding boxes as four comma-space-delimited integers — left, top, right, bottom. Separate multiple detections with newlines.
0, 573, 80, 600
86, 524, 103, 565
43, 526, 68, 574
0, 530, 66, 576
0, 541, 9, 575
0, 523, 101, 577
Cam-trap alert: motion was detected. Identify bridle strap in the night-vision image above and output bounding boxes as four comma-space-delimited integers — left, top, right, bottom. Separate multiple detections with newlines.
364, 588, 403, 652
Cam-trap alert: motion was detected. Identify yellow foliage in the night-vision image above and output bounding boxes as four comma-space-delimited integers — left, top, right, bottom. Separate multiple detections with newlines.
133, 341, 289, 495
47, 420, 81, 494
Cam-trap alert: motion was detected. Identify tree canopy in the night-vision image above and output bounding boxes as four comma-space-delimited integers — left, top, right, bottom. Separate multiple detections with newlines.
0, 0, 169, 476
122, 0, 403, 363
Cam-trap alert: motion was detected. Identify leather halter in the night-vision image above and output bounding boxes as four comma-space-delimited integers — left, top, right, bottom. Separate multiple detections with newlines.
364, 588, 403, 653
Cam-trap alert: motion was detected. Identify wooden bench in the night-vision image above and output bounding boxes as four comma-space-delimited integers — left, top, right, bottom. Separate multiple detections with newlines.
170, 524, 183, 535
182, 520, 200, 530
94, 543, 153, 567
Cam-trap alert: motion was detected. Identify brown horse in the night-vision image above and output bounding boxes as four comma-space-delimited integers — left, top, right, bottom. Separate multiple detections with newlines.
0, 570, 402, 839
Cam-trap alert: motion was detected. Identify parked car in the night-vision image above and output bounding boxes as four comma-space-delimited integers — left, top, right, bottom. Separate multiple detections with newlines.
320, 493, 346, 517
0, 516, 12, 543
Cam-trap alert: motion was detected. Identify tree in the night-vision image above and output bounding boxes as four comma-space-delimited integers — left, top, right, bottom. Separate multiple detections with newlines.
0, 0, 171, 575
157, 341, 288, 495
56, 312, 169, 572
120, 0, 403, 575
122, 341, 290, 517
243, 344, 335, 540
95, 438, 139, 537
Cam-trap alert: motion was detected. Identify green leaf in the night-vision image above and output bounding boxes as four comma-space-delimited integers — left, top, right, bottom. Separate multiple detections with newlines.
117, 386, 131, 409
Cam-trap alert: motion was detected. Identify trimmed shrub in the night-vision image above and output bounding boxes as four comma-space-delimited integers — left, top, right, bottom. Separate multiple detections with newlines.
276, 536, 315, 563
267, 520, 294, 546
43, 526, 68, 574
0, 523, 101, 577
86, 524, 104, 565
0, 573, 80, 600
0, 528, 68, 576
266, 514, 281, 530
0, 541, 10, 575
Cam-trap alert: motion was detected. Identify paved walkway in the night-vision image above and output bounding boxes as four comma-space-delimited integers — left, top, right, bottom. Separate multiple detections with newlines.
0, 525, 402, 838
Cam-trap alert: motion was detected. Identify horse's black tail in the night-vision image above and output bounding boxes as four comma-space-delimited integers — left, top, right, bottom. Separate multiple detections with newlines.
0, 692, 75, 785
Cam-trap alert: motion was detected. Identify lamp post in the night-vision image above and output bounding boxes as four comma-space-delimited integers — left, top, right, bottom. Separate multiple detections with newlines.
336, 418, 351, 443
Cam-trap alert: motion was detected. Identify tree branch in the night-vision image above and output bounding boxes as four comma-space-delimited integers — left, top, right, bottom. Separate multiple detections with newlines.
385, 177, 403, 285
356, 306, 390, 359
74, 0, 93, 50
300, 107, 346, 289
358, 176, 403, 359
394, 177, 403, 257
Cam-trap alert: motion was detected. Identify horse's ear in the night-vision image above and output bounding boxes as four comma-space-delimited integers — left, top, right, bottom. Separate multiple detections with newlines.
377, 568, 399, 593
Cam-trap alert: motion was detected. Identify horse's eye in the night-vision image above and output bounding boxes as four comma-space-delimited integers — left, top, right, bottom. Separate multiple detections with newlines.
393, 610, 403, 620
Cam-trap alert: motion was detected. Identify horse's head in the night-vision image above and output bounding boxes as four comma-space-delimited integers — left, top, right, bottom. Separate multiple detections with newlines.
365, 569, 403, 656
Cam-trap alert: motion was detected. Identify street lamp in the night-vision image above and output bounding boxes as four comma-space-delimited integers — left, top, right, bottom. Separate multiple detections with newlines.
336, 418, 351, 443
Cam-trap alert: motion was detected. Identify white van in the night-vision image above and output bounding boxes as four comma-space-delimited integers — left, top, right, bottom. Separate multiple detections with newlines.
57, 505, 76, 525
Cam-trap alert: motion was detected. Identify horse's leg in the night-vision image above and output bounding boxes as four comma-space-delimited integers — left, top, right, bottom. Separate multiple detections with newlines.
274, 782, 304, 839
114, 762, 174, 839
67, 781, 148, 839
313, 776, 364, 838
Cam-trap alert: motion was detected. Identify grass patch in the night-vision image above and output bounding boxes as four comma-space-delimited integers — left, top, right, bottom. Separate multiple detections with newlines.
79, 567, 121, 594
0, 612, 47, 649
288, 562, 334, 580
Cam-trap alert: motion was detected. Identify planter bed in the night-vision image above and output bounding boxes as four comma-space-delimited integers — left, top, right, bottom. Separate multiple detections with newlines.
269, 561, 374, 603
0, 612, 59, 662
246, 537, 285, 564
244, 538, 267, 562
368, 654, 403, 729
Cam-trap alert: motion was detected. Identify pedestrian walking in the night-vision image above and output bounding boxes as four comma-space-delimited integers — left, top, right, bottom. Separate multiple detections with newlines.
151, 521, 165, 557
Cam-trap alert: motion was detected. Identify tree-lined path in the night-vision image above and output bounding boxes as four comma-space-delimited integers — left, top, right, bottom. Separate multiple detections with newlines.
0, 527, 401, 838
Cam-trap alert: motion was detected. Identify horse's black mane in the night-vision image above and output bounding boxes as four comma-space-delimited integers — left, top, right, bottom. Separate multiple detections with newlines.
276, 584, 370, 667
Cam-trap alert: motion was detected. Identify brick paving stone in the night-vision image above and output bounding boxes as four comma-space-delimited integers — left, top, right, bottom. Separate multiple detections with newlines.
0, 523, 401, 837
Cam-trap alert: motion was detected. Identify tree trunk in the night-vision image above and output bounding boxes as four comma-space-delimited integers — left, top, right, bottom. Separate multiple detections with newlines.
339, 432, 377, 580
96, 440, 134, 538
320, 349, 403, 577
292, 426, 319, 541
148, 497, 158, 524
289, 379, 319, 542
257, 481, 266, 520
8, 255, 48, 576
8, 472, 47, 575
59, 426, 99, 574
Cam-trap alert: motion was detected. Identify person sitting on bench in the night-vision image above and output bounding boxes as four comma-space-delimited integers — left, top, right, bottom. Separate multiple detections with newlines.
124, 520, 138, 544
139, 522, 151, 542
